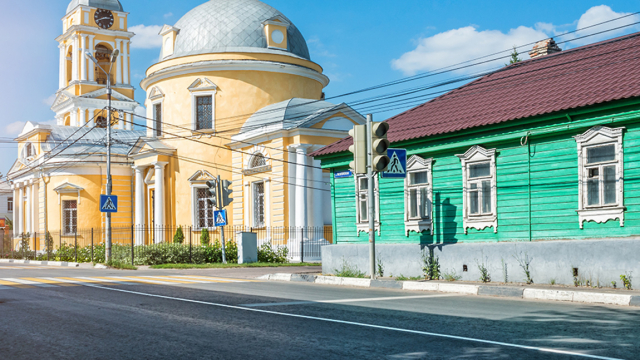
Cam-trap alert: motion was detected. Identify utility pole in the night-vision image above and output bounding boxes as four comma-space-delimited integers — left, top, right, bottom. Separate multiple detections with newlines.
86, 49, 119, 263
366, 114, 376, 280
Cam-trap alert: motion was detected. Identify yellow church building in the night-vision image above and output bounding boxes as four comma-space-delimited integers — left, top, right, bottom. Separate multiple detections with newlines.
7, 0, 364, 251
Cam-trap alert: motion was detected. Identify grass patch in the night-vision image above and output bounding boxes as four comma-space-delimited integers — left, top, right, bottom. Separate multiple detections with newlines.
334, 258, 367, 278
149, 262, 321, 269
395, 275, 424, 281
106, 260, 137, 270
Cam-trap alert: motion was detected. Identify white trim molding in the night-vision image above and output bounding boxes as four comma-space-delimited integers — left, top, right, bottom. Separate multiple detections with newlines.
244, 146, 272, 175
355, 174, 380, 235
188, 78, 217, 132
574, 126, 626, 228
53, 182, 84, 205
456, 145, 498, 234
404, 155, 433, 236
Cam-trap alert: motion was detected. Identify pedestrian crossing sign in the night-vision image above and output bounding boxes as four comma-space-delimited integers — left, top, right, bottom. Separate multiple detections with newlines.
214, 210, 228, 227
100, 195, 118, 213
381, 148, 407, 178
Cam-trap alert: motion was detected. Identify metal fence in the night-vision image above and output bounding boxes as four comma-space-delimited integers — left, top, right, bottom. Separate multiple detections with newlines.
0, 226, 333, 265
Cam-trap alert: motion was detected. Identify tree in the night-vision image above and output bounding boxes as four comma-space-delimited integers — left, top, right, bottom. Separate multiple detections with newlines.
200, 228, 210, 246
5, 218, 12, 231
173, 226, 185, 244
506, 46, 521, 66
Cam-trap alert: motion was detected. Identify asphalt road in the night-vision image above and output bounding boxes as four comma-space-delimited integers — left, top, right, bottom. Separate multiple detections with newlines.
0, 264, 638, 359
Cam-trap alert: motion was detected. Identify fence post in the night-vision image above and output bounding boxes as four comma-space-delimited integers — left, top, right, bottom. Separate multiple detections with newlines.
301, 227, 304, 264
131, 225, 134, 266
91, 228, 94, 263
74, 231, 78, 263
59, 229, 62, 259
189, 226, 193, 264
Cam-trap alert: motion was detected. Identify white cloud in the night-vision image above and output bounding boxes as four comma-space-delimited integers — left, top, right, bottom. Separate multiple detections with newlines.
129, 24, 163, 49
392, 26, 545, 75
391, 5, 640, 76
43, 94, 56, 107
164, 12, 173, 19
571, 5, 640, 45
5, 121, 26, 136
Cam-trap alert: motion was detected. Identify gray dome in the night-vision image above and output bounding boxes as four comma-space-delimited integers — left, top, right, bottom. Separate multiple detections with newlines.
67, 0, 123, 13
169, 0, 310, 60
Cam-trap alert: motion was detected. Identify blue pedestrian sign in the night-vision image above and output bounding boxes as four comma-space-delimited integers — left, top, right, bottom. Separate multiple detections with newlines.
381, 148, 407, 178
214, 210, 228, 227
100, 195, 118, 213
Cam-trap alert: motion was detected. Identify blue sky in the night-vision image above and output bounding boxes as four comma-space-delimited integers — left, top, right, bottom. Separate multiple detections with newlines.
0, 0, 638, 176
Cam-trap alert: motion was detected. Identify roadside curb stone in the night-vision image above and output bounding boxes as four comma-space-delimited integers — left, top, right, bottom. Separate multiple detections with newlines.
260, 272, 639, 307
478, 286, 524, 298
0, 259, 80, 267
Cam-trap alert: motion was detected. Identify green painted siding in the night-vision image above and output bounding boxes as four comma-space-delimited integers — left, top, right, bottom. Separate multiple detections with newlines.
328, 108, 640, 245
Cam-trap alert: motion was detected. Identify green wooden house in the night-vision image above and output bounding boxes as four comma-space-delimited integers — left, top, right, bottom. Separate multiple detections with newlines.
312, 33, 640, 285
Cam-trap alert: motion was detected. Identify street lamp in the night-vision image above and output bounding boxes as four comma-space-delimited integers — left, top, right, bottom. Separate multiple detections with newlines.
85, 49, 119, 262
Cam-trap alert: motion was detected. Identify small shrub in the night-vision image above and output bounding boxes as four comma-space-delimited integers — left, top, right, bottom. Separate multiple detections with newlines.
620, 273, 632, 290
477, 254, 491, 283
422, 249, 441, 280
334, 258, 366, 278
611, 281, 617, 289
396, 274, 409, 281
257, 242, 289, 263
200, 229, 210, 246
377, 256, 384, 278
173, 226, 185, 244
513, 249, 533, 284
550, 279, 556, 285
442, 269, 462, 282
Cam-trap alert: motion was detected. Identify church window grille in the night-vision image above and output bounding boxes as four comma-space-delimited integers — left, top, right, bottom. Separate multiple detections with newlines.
196, 96, 213, 130
8, 197, 13, 212
253, 182, 265, 228
63, 200, 77, 235
154, 103, 162, 137
196, 188, 214, 229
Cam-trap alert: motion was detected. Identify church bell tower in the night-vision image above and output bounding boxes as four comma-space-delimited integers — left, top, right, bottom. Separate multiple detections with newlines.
51, 0, 137, 130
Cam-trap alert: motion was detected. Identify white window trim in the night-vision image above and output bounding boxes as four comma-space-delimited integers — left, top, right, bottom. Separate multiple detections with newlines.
151, 99, 163, 137
188, 78, 217, 132
244, 146, 272, 175
251, 179, 270, 229
188, 170, 217, 230
148, 86, 164, 138
355, 174, 380, 235
457, 145, 498, 234
404, 155, 433, 236
574, 126, 625, 228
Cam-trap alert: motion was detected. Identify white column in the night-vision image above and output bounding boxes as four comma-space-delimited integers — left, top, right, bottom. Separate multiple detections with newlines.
153, 162, 166, 243
80, 35, 87, 81
12, 186, 18, 237
88, 36, 96, 82
71, 36, 79, 82
264, 178, 271, 232
287, 146, 296, 228
18, 185, 24, 235
118, 112, 124, 129
134, 166, 145, 245
295, 146, 309, 229
70, 110, 78, 127
31, 182, 38, 235
312, 159, 324, 231
79, 108, 86, 126
88, 109, 95, 127
59, 44, 66, 89
25, 182, 31, 236
116, 40, 122, 85
123, 41, 130, 84
244, 182, 251, 229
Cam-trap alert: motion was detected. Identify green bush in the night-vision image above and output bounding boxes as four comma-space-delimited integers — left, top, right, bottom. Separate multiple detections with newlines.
173, 226, 185, 244
200, 229, 210, 246
257, 242, 289, 263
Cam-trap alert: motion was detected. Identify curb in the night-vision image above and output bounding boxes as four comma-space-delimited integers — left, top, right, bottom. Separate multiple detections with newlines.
0, 259, 80, 267
258, 273, 640, 307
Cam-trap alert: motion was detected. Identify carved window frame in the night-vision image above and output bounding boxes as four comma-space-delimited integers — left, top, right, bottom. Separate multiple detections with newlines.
574, 126, 625, 228
404, 155, 433, 236
354, 174, 380, 235
457, 145, 498, 234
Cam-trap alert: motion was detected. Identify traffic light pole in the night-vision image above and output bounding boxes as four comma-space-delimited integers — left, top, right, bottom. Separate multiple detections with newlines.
366, 114, 376, 280
217, 175, 227, 264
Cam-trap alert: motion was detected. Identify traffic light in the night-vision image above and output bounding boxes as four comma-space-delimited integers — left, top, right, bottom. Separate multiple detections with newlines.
348, 125, 367, 174
221, 180, 233, 207
371, 122, 390, 172
206, 179, 218, 208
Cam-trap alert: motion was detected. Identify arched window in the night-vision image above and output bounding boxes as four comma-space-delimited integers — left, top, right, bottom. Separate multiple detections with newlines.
94, 44, 115, 85
66, 46, 73, 86
250, 153, 267, 169
96, 116, 108, 128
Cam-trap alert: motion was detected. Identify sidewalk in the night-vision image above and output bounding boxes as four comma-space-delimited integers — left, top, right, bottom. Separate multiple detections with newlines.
258, 273, 640, 307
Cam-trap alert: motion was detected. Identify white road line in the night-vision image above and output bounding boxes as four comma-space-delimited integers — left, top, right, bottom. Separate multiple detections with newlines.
108, 276, 182, 285
80, 284, 621, 360
0, 278, 56, 287
141, 276, 208, 283
76, 277, 132, 285
243, 294, 458, 307
170, 275, 246, 283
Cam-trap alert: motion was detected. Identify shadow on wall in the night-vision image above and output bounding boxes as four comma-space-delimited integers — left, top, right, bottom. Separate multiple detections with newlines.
421, 192, 458, 246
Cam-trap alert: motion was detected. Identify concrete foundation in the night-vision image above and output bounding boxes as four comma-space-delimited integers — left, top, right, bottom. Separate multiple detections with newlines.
321, 238, 640, 287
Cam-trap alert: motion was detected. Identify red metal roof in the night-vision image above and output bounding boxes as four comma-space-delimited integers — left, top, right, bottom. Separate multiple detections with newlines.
312, 32, 640, 157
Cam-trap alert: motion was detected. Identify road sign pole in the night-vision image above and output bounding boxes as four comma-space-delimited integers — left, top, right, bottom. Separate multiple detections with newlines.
106, 74, 112, 263
218, 175, 227, 264
366, 114, 376, 280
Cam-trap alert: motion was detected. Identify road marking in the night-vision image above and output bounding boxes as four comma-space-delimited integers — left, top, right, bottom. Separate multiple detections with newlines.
243, 294, 459, 307
142, 276, 209, 283
0, 278, 56, 287
170, 275, 250, 283
81, 284, 622, 360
